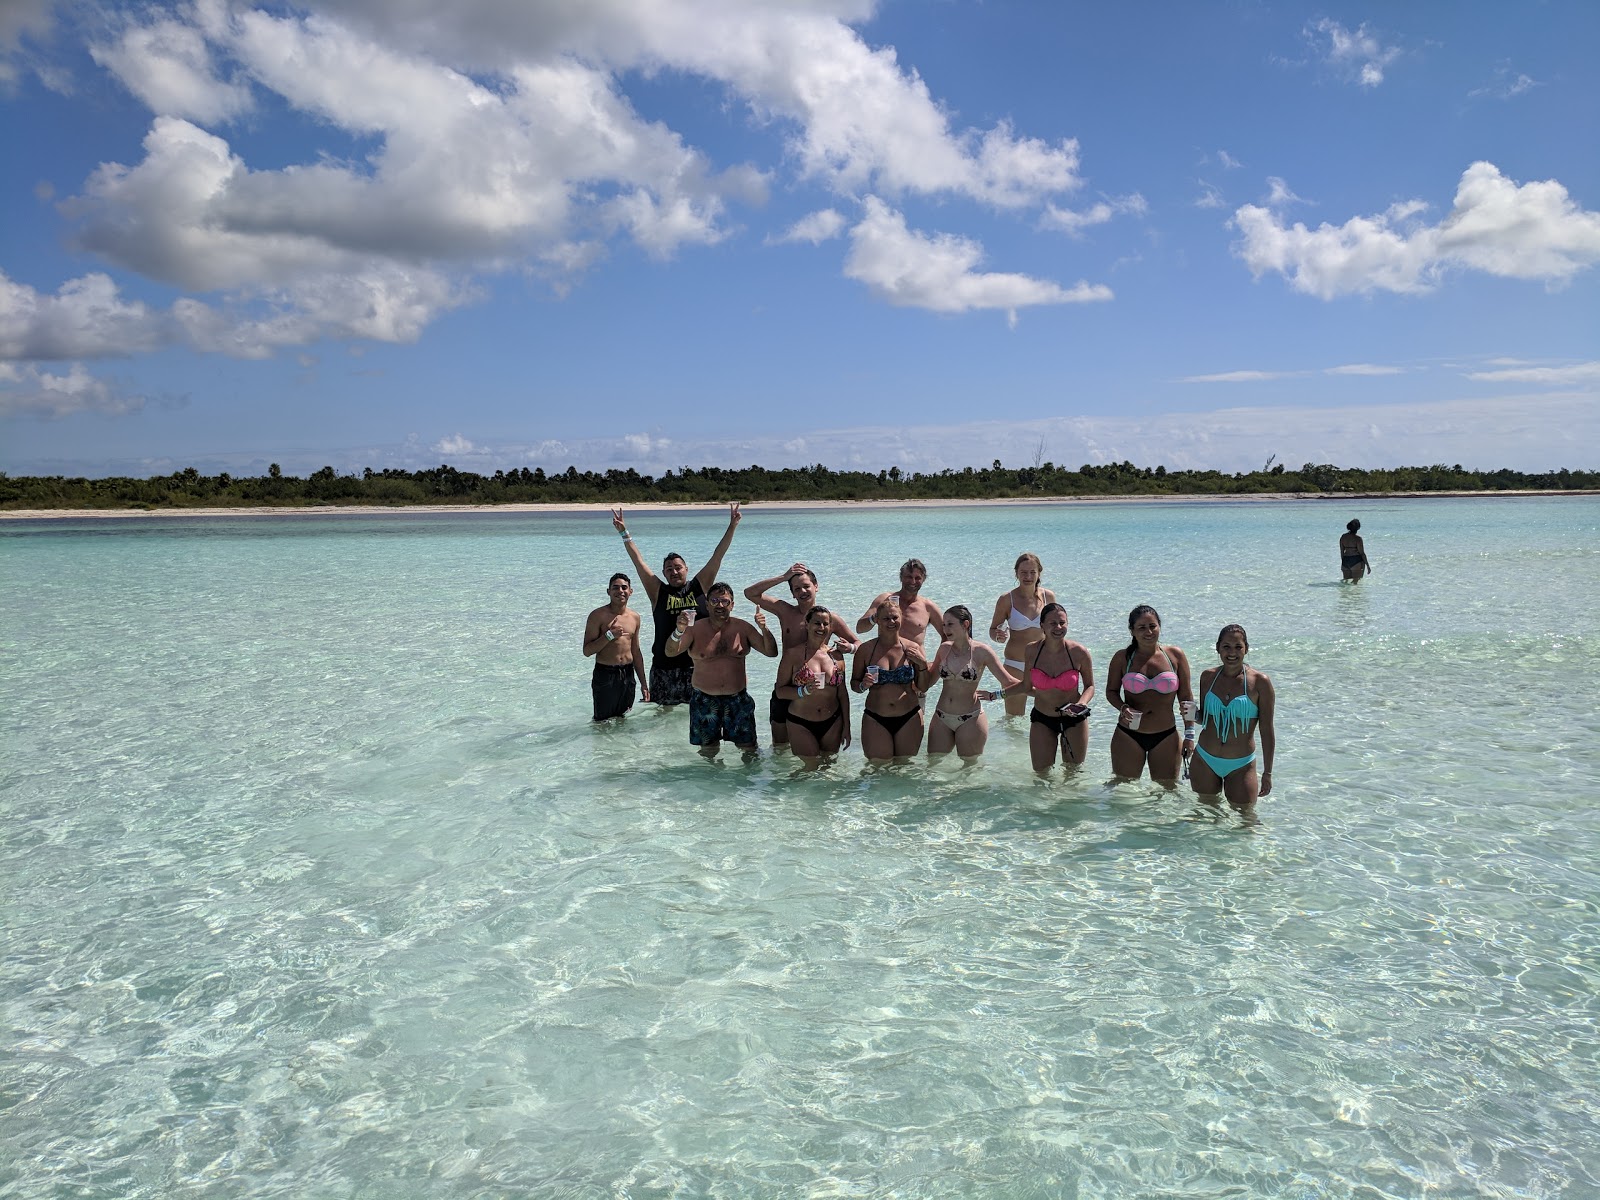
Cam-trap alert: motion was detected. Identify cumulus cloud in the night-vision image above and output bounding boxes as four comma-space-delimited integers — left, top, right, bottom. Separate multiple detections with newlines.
1194, 181, 1226, 210
1306, 18, 1400, 88
1233, 162, 1600, 298
1465, 361, 1600, 386
770, 208, 847, 245
1039, 193, 1147, 237
433, 433, 479, 455
844, 196, 1111, 317
39, 0, 1105, 362
0, 270, 166, 359
0, 362, 150, 417
90, 15, 253, 123
1469, 66, 1539, 101
0, 0, 55, 87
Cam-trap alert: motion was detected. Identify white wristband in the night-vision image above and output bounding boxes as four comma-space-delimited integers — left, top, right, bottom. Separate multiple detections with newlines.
604, 630, 615, 641
670, 631, 682, 642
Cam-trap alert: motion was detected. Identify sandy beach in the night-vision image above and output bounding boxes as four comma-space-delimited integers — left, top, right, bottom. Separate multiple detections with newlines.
2, 490, 1593, 520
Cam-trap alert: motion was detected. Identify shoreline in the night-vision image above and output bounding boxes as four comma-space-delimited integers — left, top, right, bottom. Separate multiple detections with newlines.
2, 489, 1595, 520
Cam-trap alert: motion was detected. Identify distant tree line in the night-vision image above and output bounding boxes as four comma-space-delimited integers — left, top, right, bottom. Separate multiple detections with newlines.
2, 460, 1596, 510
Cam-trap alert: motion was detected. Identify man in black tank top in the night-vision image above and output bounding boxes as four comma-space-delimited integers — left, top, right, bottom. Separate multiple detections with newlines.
611, 503, 742, 707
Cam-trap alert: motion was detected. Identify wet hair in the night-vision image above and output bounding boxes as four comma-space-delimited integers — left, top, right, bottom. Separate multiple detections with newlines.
662, 552, 687, 570
707, 581, 735, 600
901, 558, 927, 576
1014, 551, 1042, 574
1216, 623, 1249, 649
788, 568, 819, 590
608, 572, 631, 588
1040, 602, 1067, 630
804, 605, 832, 624
1347, 519, 1361, 533
875, 596, 902, 618
1125, 605, 1160, 665
946, 603, 973, 633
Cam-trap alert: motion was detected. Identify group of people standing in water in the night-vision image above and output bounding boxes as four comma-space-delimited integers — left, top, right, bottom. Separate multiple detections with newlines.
585, 504, 1292, 816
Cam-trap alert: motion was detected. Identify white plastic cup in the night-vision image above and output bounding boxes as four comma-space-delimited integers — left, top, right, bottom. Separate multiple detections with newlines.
1122, 708, 1143, 730
866, 665, 881, 684
1180, 700, 1196, 723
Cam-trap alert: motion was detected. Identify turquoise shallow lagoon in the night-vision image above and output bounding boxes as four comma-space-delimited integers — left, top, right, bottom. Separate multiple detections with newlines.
4, 497, 1599, 1198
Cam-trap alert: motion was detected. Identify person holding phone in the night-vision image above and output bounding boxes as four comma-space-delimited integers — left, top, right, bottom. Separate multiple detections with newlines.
1012, 602, 1096, 773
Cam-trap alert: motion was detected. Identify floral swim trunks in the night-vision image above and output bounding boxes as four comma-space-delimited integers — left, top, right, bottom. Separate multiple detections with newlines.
689, 688, 758, 748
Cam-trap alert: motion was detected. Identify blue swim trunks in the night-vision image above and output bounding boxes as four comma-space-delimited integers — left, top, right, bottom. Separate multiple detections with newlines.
689, 688, 758, 748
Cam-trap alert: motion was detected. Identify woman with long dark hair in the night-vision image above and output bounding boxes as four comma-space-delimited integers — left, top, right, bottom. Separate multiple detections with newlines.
1105, 605, 1194, 784
1191, 624, 1276, 819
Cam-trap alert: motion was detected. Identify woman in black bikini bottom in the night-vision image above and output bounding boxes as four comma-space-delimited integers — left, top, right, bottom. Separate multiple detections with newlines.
853, 599, 930, 762
774, 606, 851, 764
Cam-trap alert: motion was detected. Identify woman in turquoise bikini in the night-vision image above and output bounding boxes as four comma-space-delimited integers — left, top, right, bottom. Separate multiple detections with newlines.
853, 599, 931, 761
1190, 624, 1275, 818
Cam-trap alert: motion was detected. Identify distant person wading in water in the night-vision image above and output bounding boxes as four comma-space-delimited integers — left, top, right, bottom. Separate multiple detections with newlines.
1340, 519, 1372, 583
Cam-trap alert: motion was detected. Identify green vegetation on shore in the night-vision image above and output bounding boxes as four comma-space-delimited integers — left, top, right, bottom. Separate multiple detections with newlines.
3, 460, 1596, 510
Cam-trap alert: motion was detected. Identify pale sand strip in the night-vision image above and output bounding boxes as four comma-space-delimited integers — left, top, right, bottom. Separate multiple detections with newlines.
2, 490, 1593, 520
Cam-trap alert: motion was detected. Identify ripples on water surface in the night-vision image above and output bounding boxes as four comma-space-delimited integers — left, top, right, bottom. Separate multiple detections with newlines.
3, 498, 1598, 1198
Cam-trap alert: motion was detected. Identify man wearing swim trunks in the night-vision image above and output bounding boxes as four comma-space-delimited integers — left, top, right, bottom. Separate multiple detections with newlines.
745, 562, 858, 747
582, 573, 649, 721
666, 581, 777, 756
856, 558, 946, 654
612, 502, 741, 708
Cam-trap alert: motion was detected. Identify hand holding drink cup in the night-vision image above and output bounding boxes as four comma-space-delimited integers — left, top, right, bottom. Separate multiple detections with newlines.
1121, 707, 1143, 730
866, 664, 881, 685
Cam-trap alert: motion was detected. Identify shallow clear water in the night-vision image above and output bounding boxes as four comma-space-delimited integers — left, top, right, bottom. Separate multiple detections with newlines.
3, 497, 1598, 1198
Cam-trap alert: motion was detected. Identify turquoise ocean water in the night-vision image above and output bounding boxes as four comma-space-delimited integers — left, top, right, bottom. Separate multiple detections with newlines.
3, 497, 1598, 1198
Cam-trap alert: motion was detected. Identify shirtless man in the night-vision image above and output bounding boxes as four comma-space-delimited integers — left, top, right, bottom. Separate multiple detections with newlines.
745, 562, 859, 746
666, 581, 777, 756
612, 502, 741, 708
855, 558, 946, 654
581, 573, 649, 721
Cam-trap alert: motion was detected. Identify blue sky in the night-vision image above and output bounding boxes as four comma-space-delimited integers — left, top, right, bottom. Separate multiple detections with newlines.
2, 0, 1597, 478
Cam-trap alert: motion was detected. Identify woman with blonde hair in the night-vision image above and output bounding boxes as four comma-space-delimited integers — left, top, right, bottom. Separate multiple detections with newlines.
927, 605, 1017, 762
989, 552, 1055, 717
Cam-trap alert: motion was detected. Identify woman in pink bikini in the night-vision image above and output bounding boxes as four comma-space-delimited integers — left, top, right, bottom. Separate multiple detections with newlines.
926, 605, 1018, 763
1104, 605, 1194, 784
1011, 602, 1096, 773
988, 552, 1055, 718
774, 606, 851, 766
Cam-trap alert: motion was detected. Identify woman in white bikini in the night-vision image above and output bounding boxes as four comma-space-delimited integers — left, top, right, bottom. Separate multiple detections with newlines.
926, 606, 1017, 763
988, 552, 1055, 718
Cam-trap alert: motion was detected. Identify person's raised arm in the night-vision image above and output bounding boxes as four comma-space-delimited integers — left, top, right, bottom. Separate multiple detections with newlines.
748, 609, 778, 658
925, 600, 948, 643
744, 564, 798, 614
1256, 671, 1276, 795
611, 507, 660, 604
665, 610, 693, 657
693, 502, 742, 591
856, 593, 889, 634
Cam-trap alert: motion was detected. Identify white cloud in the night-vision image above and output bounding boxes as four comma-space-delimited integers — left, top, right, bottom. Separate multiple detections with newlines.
1217, 150, 1241, 170
1306, 19, 1400, 88
433, 433, 478, 455
1194, 181, 1225, 210
1325, 363, 1404, 376
1040, 194, 1147, 237
1465, 361, 1600, 386
844, 196, 1111, 316
1233, 162, 1600, 298
1181, 370, 1298, 384
1469, 65, 1539, 101
0, 270, 166, 359
770, 208, 847, 245
0, 362, 149, 417
1265, 177, 1304, 207
91, 15, 253, 123
0, 0, 55, 87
